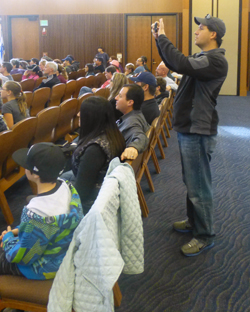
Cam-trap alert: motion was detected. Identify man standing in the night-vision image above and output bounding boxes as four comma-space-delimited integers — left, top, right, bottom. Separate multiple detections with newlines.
115, 84, 149, 160
95, 47, 109, 68
153, 15, 228, 256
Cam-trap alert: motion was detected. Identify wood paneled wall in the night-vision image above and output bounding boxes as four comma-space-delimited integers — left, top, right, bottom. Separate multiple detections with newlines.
38, 14, 124, 68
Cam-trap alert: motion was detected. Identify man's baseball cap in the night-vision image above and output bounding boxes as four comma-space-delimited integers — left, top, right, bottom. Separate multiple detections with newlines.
12, 142, 66, 180
194, 14, 226, 39
130, 72, 157, 87
62, 56, 73, 63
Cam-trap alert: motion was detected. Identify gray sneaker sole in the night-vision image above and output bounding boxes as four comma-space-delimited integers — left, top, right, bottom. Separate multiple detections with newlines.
182, 242, 215, 257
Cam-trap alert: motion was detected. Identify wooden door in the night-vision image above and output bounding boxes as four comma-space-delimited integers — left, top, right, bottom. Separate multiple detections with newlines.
11, 17, 39, 60
126, 14, 178, 73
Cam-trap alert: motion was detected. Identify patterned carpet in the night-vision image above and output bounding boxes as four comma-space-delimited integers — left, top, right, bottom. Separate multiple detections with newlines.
1, 95, 250, 312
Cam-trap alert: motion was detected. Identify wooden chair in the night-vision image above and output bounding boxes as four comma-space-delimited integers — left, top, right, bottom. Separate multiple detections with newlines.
151, 112, 167, 160
34, 76, 47, 89
74, 77, 87, 98
30, 87, 51, 117
54, 99, 78, 142
68, 71, 77, 80
0, 118, 37, 225
23, 91, 33, 110
71, 93, 93, 133
76, 69, 85, 79
0, 130, 15, 224
12, 73, 22, 82
62, 80, 77, 101
48, 83, 66, 107
85, 75, 95, 88
94, 73, 106, 88
0, 276, 121, 312
20, 79, 35, 92
32, 106, 60, 144
94, 87, 106, 98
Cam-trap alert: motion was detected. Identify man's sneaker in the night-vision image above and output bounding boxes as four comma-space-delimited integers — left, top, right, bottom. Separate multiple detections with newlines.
173, 219, 193, 233
181, 238, 214, 257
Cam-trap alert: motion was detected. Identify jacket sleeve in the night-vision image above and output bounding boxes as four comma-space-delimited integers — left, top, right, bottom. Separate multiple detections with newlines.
2, 220, 56, 265
156, 35, 227, 81
126, 124, 149, 153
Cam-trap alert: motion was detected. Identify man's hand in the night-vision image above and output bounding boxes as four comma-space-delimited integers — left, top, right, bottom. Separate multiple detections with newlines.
151, 21, 160, 39
166, 85, 171, 91
158, 18, 166, 36
151, 19, 166, 39
121, 147, 138, 161
23, 70, 29, 76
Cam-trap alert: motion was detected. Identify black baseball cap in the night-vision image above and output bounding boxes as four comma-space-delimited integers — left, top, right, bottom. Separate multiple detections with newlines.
194, 14, 226, 39
130, 72, 157, 87
12, 142, 66, 180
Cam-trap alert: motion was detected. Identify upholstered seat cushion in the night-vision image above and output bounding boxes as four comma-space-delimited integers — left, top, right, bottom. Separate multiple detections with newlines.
0, 276, 53, 305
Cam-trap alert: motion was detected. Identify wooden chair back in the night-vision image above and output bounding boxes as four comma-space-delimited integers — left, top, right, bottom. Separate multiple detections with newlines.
85, 75, 95, 88
0, 131, 13, 180
23, 91, 33, 109
20, 79, 35, 91
94, 87, 106, 98
73, 93, 93, 131
94, 73, 106, 88
12, 73, 22, 82
48, 83, 66, 107
30, 87, 51, 117
34, 76, 47, 89
54, 98, 78, 142
74, 77, 87, 98
62, 80, 77, 101
32, 106, 60, 144
76, 69, 85, 79
68, 71, 77, 80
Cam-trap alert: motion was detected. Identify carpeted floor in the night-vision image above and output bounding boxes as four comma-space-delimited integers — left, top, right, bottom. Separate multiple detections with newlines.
1, 95, 250, 312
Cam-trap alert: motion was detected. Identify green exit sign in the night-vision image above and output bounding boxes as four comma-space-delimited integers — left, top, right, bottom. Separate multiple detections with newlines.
40, 20, 48, 27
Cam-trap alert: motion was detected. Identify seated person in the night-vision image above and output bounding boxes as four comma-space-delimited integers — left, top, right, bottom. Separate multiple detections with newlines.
22, 64, 43, 81
66, 55, 80, 71
94, 57, 105, 73
39, 59, 46, 72
10, 59, 25, 75
95, 47, 109, 68
30, 58, 40, 66
0, 142, 83, 279
125, 63, 135, 78
155, 63, 178, 92
109, 56, 124, 72
1, 81, 30, 129
141, 55, 151, 72
134, 57, 145, 75
115, 84, 150, 160
130, 72, 160, 125
110, 60, 121, 72
61, 96, 126, 214
62, 56, 75, 74
0, 62, 14, 84
84, 63, 95, 76
155, 77, 169, 105
0, 114, 8, 132
108, 72, 128, 120
19, 60, 29, 71
78, 66, 116, 97
34, 62, 61, 91
57, 64, 68, 83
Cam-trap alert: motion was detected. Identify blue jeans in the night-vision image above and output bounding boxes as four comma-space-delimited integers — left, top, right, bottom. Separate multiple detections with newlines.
78, 86, 93, 97
177, 133, 217, 244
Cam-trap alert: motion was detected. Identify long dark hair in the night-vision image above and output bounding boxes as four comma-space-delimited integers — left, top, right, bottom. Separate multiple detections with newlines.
78, 96, 125, 158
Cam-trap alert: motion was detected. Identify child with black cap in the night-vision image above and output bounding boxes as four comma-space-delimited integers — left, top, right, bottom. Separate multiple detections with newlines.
0, 142, 83, 279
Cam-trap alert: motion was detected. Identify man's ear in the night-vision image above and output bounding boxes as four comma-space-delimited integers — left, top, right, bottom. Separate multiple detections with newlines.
127, 99, 134, 108
210, 31, 217, 40
143, 84, 149, 92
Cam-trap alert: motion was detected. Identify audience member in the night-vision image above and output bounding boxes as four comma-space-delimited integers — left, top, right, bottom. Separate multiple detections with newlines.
108, 72, 128, 120
155, 63, 178, 92
19, 61, 29, 70
53, 59, 62, 65
108, 56, 124, 72
65, 55, 80, 71
134, 57, 146, 74
61, 96, 126, 214
0, 62, 14, 84
155, 77, 169, 105
141, 55, 151, 72
115, 84, 149, 160
125, 63, 135, 78
1, 81, 30, 128
84, 63, 95, 76
95, 47, 109, 68
57, 64, 68, 83
34, 62, 61, 91
41, 55, 53, 62
22, 64, 43, 81
94, 57, 105, 73
10, 59, 25, 75
0, 114, 8, 132
78, 65, 116, 97
39, 59, 46, 72
0, 142, 83, 279
130, 72, 160, 125
110, 60, 121, 72
30, 58, 39, 66
62, 56, 74, 74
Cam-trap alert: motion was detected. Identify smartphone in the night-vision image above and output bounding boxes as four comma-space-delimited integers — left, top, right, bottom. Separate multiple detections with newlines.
154, 22, 158, 33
